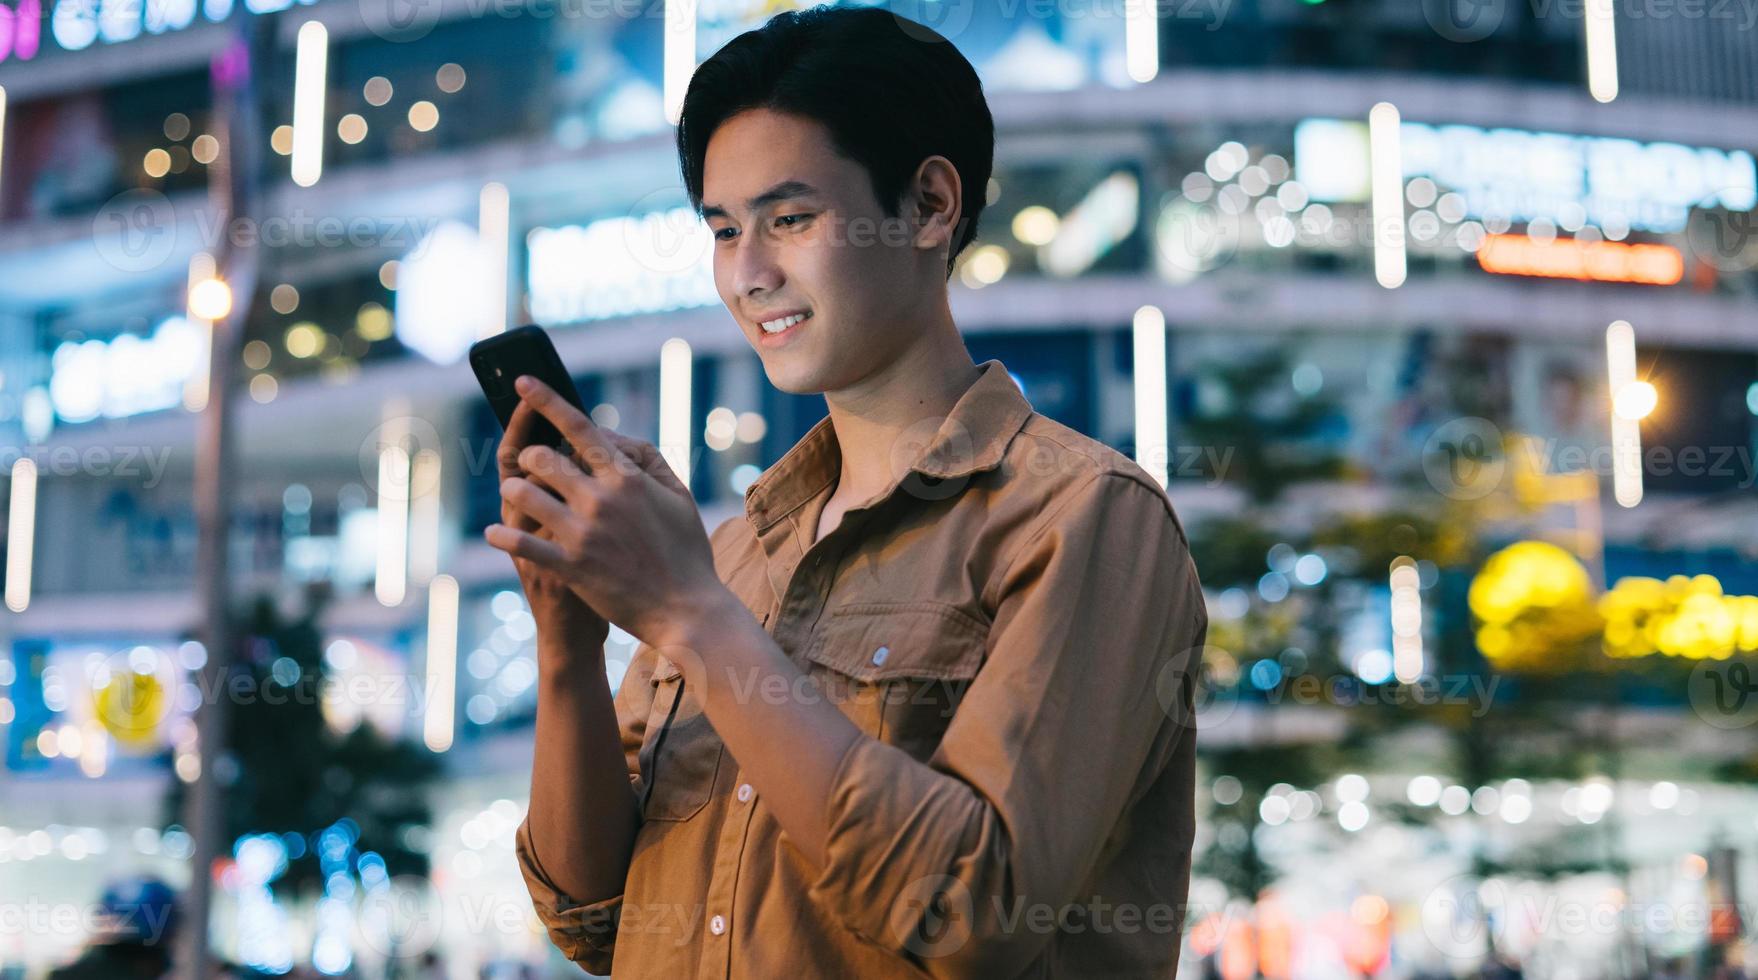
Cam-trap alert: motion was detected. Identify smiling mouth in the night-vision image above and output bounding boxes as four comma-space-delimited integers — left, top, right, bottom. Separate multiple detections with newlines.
759, 311, 812, 334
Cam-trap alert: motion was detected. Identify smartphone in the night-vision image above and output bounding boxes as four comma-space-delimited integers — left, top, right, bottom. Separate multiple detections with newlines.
469, 324, 588, 454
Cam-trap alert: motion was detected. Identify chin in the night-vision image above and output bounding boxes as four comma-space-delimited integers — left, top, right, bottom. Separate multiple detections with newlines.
756, 349, 835, 396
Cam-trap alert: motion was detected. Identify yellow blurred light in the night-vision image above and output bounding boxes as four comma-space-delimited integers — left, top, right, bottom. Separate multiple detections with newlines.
285, 322, 324, 358
188, 277, 233, 321
963, 244, 1009, 287
1600, 574, 1758, 659
1613, 380, 1657, 420
338, 113, 368, 144
249, 374, 279, 403
270, 125, 294, 156
1011, 206, 1059, 246
356, 302, 392, 341
408, 100, 439, 132
379, 260, 399, 290
143, 148, 171, 178
364, 76, 393, 106
191, 133, 219, 164
1468, 541, 1603, 671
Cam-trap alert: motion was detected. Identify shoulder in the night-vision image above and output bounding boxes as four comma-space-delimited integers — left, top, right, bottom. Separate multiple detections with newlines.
999, 412, 1189, 544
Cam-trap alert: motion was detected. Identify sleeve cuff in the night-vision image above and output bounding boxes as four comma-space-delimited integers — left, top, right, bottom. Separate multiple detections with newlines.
514, 817, 622, 970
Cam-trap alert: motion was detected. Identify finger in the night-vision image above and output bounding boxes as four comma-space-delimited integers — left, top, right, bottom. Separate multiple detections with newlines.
500, 475, 577, 530
516, 376, 629, 476
484, 522, 569, 568
498, 399, 542, 477
516, 444, 595, 505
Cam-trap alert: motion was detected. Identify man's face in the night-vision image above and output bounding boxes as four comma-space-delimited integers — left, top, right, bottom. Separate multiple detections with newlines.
701, 108, 933, 394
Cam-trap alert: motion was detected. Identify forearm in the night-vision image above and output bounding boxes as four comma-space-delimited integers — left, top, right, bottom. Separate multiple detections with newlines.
526, 631, 640, 905
667, 590, 863, 872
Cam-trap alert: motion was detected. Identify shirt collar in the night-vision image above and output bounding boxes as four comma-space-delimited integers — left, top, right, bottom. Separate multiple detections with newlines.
743, 358, 1034, 531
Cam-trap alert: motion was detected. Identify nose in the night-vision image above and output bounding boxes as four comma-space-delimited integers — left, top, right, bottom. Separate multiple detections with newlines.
729, 227, 784, 302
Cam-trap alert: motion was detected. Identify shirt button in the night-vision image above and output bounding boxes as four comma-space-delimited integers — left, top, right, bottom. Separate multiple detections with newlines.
737, 783, 753, 803
871, 645, 889, 666
710, 914, 726, 936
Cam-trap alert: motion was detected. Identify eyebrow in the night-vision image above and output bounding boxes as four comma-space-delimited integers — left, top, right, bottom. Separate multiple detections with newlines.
700, 180, 821, 220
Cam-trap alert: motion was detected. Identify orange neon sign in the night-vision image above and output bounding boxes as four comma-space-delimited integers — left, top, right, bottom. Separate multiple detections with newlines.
1475, 234, 1684, 285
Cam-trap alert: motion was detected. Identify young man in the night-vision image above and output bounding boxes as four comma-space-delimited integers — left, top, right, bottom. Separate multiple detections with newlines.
487, 5, 1209, 977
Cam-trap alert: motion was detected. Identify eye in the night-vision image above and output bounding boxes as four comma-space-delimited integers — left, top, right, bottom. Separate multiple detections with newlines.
775, 213, 812, 229
712, 226, 737, 242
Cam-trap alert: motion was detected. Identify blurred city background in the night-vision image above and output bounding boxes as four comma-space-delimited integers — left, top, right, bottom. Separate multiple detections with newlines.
0, 0, 1756, 976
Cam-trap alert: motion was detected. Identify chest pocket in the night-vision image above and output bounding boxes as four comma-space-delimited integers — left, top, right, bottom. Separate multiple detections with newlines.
803, 601, 988, 762
640, 656, 723, 822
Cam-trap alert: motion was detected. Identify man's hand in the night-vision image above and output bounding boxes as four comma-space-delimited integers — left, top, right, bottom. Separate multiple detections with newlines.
496, 391, 611, 660
486, 375, 729, 648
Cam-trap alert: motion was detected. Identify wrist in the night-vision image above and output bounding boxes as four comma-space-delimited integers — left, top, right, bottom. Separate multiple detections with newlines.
654, 586, 746, 655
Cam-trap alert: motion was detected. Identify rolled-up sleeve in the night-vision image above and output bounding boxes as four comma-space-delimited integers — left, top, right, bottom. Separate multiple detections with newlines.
514, 640, 662, 975
804, 471, 1208, 978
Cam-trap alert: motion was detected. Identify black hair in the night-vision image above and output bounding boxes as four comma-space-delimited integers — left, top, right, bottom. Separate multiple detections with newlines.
676, 3, 995, 277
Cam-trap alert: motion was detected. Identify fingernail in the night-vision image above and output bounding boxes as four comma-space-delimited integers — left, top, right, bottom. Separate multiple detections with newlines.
515, 376, 534, 393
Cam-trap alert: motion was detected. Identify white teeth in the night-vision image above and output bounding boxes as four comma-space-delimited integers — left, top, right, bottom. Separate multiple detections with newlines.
760, 312, 810, 333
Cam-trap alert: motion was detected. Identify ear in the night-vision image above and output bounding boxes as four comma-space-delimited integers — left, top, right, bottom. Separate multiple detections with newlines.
907, 155, 963, 258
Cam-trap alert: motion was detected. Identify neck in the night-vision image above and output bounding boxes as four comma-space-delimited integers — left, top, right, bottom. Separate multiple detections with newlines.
820, 302, 979, 505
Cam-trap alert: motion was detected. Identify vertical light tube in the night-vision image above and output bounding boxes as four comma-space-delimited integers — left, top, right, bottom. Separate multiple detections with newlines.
663, 0, 698, 126
291, 21, 328, 187
184, 252, 216, 412
659, 338, 692, 491
1390, 557, 1424, 684
1126, 0, 1159, 84
479, 182, 510, 340
5, 458, 37, 612
1132, 305, 1169, 490
376, 444, 410, 606
1586, 0, 1619, 103
0, 86, 8, 198
423, 574, 459, 753
1369, 102, 1406, 289
408, 449, 442, 586
1606, 320, 1643, 507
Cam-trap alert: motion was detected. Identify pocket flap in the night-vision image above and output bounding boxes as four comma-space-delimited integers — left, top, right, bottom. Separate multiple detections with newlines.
804, 601, 987, 683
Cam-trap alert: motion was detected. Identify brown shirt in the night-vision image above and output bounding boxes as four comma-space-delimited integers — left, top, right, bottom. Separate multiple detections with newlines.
515, 358, 1209, 978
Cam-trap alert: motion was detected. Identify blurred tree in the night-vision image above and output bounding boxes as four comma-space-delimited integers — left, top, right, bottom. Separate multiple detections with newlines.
164, 586, 440, 896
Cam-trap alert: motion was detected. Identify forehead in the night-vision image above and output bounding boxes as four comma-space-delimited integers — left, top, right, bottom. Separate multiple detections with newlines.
701, 109, 861, 210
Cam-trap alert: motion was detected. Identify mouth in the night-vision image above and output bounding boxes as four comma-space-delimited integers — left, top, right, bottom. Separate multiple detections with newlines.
755, 309, 812, 345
